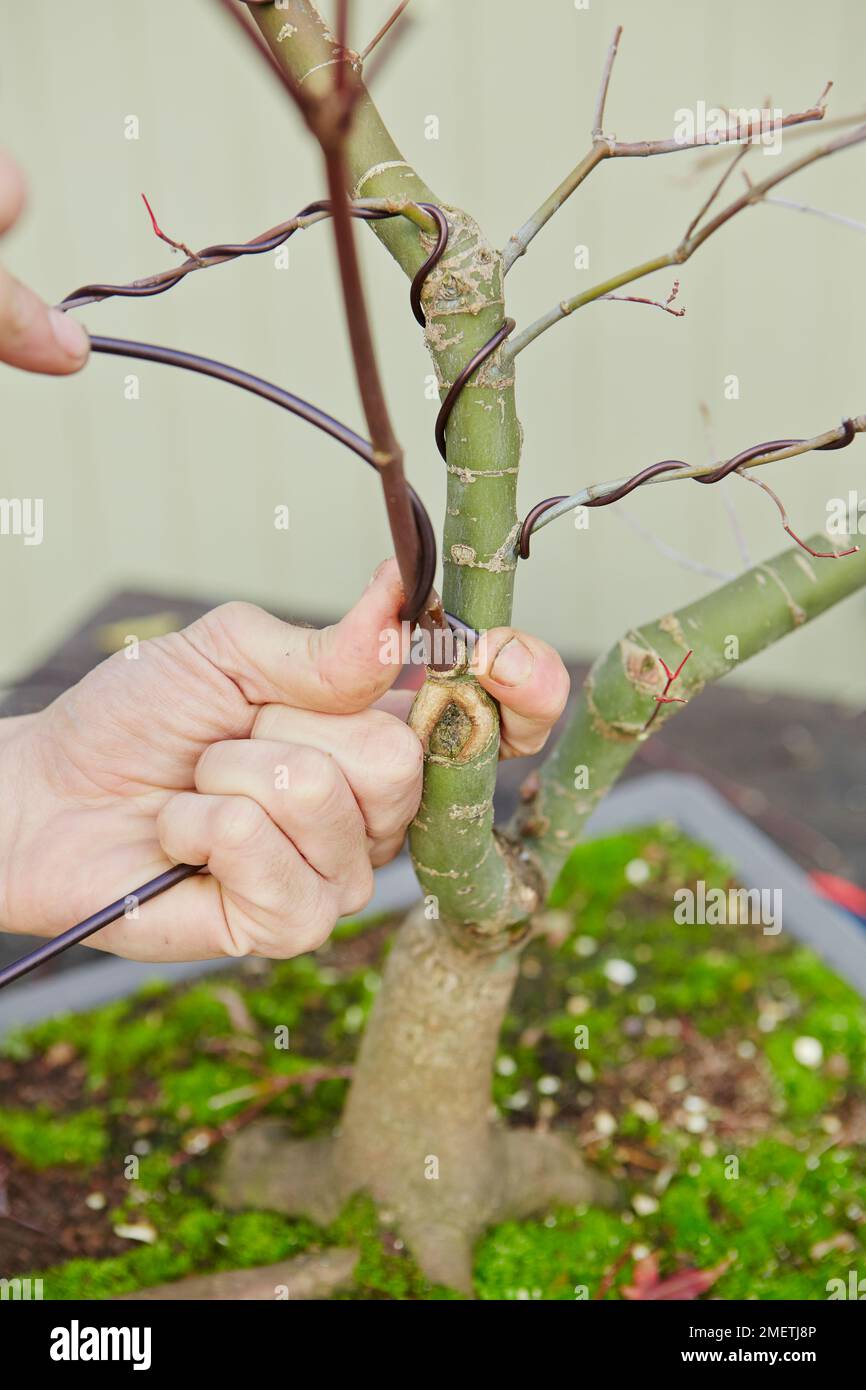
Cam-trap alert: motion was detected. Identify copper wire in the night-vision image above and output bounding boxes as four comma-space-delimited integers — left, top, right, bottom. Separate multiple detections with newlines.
518, 420, 859, 559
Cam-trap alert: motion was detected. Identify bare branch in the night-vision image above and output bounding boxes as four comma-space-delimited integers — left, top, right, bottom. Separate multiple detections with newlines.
502, 23, 829, 273
601, 280, 684, 317
225, 0, 438, 627
525, 416, 866, 542
744, 171, 866, 235
591, 23, 623, 140
736, 469, 859, 559
613, 505, 735, 581
682, 145, 749, 242
507, 120, 866, 359
360, 0, 412, 62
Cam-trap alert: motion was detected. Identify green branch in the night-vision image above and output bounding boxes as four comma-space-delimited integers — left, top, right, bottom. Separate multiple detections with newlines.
513, 534, 866, 886
255, 0, 529, 933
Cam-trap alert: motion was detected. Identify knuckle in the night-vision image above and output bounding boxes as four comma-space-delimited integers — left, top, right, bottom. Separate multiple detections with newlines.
252, 703, 281, 740
283, 745, 341, 810
195, 739, 228, 783
363, 713, 423, 790
340, 862, 375, 917
0, 275, 32, 339
302, 894, 340, 952
213, 795, 268, 852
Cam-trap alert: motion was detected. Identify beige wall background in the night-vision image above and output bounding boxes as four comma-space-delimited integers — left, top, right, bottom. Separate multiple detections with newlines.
1, 0, 865, 701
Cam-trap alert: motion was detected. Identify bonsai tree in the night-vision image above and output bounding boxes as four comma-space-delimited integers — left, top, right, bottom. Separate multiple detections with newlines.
48, 2, 866, 1294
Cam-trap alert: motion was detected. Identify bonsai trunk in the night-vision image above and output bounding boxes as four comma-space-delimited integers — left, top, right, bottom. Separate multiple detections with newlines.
216, 1, 866, 1294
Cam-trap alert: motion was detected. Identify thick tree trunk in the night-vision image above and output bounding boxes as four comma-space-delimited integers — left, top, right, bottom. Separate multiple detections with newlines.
223, 904, 612, 1292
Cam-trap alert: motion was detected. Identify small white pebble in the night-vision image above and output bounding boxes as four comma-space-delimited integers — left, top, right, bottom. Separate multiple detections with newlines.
632, 1194, 659, 1216
793, 1036, 824, 1069
574, 936, 598, 958
576, 1060, 595, 1082
505, 1090, 530, 1110
344, 1005, 364, 1032
637, 994, 656, 1015
594, 1110, 617, 1137
604, 958, 637, 986
632, 1100, 658, 1124
537, 1075, 561, 1095
496, 1055, 517, 1076
737, 1039, 757, 1059
113, 1222, 157, 1245
632, 1243, 651, 1260
684, 1095, 707, 1113
686, 1114, 708, 1134
667, 1074, 687, 1093
85, 1192, 106, 1211
625, 858, 651, 886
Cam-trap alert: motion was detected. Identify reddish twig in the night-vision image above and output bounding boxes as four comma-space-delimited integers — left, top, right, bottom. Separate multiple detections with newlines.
643, 650, 692, 732
601, 280, 685, 317
171, 1065, 353, 1167
360, 0, 412, 62
736, 469, 860, 559
140, 193, 202, 263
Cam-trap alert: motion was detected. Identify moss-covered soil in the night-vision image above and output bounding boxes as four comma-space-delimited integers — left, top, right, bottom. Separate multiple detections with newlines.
2, 826, 865, 1300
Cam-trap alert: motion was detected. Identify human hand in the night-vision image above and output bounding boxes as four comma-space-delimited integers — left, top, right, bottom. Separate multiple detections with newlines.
0, 148, 89, 373
0, 562, 569, 963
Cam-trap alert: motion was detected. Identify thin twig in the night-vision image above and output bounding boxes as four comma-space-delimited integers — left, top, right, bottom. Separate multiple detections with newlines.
591, 23, 623, 139
361, 0, 412, 61
502, 23, 829, 273
507, 120, 866, 359
642, 651, 693, 733
221, 0, 438, 627
218, 0, 315, 125
601, 280, 684, 317
171, 1066, 353, 1166
60, 196, 436, 313
682, 145, 750, 242
736, 469, 859, 559
140, 193, 201, 262
745, 176, 866, 235
614, 505, 734, 581
526, 416, 866, 539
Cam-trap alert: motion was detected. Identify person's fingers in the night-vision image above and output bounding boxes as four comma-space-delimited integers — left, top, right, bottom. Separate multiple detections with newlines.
0, 149, 26, 233
156, 790, 346, 959
181, 558, 407, 715
372, 688, 415, 723
193, 739, 373, 906
0, 151, 89, 375
471, 628, 571, 759
0, 268, 90, 375
251, 705, 422, 848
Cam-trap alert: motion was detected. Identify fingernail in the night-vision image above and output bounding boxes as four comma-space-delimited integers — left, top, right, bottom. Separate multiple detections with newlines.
49, 308, 89, 362
490, 636, 534, 686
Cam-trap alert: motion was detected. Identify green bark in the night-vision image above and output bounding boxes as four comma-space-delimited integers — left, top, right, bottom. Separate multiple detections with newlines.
254, 1, 525, 931
513, 533, 866, 885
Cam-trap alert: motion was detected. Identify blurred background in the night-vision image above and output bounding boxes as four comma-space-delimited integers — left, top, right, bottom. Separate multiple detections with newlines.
1, 0, 865, 700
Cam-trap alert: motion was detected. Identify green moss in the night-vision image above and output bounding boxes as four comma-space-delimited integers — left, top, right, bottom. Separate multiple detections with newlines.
7, 828, 866, 1300
0, 1105, 107, 1168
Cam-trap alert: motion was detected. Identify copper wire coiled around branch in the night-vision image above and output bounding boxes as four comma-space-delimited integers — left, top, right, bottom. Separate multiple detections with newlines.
66, 194, 517, 626
518, 420, 858, 559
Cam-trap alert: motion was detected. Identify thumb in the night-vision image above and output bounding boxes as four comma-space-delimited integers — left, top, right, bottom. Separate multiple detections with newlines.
183, 558, 407, 714
471, 627, 570, 758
